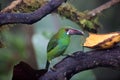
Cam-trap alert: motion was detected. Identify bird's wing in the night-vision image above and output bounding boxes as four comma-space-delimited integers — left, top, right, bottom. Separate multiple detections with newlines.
47, 36, 58, 53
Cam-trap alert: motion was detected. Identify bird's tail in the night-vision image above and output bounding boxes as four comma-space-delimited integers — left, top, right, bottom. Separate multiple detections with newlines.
45, 60, 50, 70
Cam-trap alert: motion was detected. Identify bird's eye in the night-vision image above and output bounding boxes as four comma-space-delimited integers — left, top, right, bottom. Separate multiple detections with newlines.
65, 28, 69, 32
65, 28, 71, 35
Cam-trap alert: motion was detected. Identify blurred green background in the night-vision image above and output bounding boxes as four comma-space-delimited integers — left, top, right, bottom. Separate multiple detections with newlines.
0, 0, 120, 80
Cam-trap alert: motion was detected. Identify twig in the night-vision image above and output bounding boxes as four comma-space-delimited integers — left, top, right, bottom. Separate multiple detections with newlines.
88, 0, 120, 17
1, 0, 23, 13
39, 46, 120, 80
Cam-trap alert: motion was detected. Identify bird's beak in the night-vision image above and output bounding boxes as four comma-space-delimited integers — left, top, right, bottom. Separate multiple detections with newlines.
67, 28, 84, 35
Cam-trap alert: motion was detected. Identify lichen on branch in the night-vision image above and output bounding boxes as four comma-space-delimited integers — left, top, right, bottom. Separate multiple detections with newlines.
1, 0, 120, 32
5, 0, 100, 32
0, 0, 67, 26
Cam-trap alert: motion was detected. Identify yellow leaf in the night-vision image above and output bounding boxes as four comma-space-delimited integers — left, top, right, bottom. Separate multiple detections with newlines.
84, 32, 120, 49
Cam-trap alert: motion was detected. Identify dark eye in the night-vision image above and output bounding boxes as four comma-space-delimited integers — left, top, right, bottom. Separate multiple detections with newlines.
65, 28, 69, 32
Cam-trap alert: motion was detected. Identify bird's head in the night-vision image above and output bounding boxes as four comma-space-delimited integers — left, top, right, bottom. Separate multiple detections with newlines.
65, 28, 84, 35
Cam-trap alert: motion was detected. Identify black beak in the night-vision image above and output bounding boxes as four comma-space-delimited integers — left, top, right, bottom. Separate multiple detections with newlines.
67, 28, 84, 35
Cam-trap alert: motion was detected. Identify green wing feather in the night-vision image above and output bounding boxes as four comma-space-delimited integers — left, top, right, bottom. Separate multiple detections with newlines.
47, 35, 58, 53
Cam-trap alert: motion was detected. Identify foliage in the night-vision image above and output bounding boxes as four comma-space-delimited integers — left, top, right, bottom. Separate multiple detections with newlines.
0, 30, 26, 80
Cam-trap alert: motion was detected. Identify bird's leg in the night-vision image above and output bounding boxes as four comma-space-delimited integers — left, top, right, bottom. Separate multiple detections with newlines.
50, 67, 57, 72
47, 61, 56, 72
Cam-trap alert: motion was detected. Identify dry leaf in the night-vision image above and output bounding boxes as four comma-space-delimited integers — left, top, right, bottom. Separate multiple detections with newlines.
84, 32, 120, 49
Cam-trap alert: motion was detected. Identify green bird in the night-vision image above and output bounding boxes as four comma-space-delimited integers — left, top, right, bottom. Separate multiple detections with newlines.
46, 28, 84, 69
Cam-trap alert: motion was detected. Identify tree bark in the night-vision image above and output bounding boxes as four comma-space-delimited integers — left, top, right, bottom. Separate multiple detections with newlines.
39, 46, 120, 80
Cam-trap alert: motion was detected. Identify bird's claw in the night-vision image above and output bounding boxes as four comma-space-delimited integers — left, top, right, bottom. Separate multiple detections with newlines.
50, 67, 56, 72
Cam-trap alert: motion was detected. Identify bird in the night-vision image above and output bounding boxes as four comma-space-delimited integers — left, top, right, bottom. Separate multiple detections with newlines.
46, 28, 84, 69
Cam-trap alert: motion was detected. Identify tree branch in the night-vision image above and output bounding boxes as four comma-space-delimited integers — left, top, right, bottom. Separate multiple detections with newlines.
87, 0, 120, 17
39, 46, 120, 80
0, 0, 66, 26
1, 0, 23, 13
1, 0, 120, 27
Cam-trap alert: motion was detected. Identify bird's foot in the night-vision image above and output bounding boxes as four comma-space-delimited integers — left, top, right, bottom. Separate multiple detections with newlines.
50, 67, 56, 72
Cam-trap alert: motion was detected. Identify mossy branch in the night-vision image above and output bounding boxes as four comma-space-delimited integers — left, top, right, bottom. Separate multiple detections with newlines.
0, 0, 66, 26
0, 0, 120, 32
